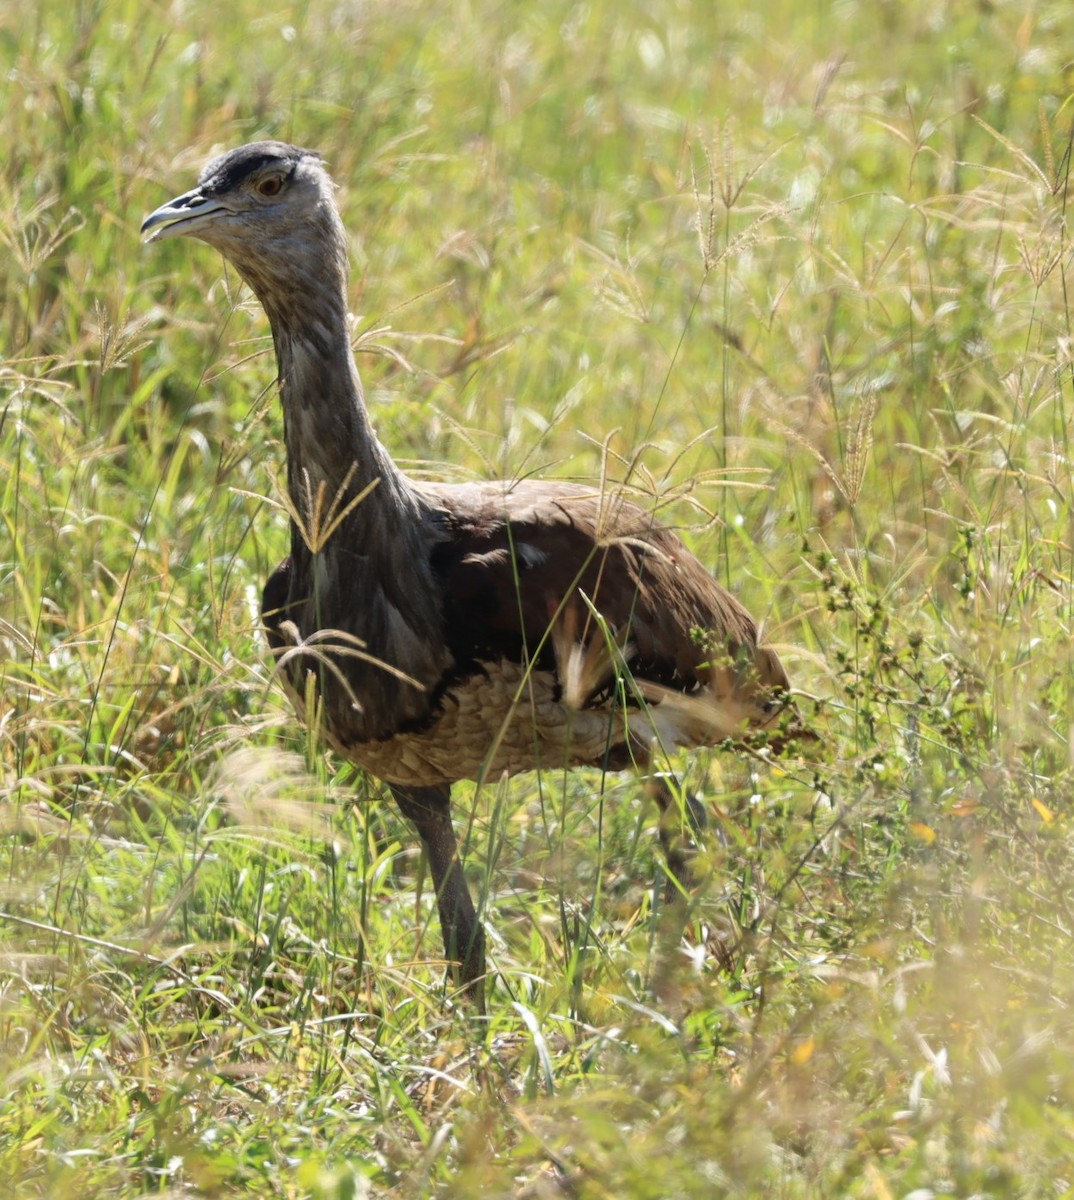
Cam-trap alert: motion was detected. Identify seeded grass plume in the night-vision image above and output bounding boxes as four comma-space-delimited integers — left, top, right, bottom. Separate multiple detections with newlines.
2, 1, 1073, 1196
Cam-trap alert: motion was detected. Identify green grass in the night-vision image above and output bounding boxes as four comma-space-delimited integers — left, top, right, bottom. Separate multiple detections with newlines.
3, 0, 1074, 1194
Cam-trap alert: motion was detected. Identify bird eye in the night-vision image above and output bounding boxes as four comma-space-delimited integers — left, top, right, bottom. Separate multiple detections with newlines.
258, 175, 284, 197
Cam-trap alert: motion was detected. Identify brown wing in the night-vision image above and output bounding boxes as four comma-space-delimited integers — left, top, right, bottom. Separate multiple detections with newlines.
419, 479, 788, 710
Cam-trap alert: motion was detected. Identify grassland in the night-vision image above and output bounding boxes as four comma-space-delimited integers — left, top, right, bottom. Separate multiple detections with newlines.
3, 0, 1074, 1195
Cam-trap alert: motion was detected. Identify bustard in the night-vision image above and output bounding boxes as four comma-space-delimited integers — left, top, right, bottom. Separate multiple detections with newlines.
142, 141, 797, 1007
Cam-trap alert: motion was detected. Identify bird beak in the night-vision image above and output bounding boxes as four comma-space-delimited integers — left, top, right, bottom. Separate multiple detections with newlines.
141, 186, 228, 242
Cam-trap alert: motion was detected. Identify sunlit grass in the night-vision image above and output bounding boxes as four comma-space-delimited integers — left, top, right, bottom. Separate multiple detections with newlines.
2, 0, 1074, 1195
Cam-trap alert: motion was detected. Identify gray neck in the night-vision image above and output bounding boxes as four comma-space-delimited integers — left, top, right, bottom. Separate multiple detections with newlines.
219, 181, 453, 722
242, 226, 424, 554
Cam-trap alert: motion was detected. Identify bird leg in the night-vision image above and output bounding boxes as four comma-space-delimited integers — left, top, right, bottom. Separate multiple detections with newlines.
645, 773, 709, 903
646, 773, 728, 999
647, 774, 740, 978
389, 784, 485, 1009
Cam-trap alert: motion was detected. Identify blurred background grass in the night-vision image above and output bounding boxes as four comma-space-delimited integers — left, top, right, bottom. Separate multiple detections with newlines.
2, 0, 1074, 1195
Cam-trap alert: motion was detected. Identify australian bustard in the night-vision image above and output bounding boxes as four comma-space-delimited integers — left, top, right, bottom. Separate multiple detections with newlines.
142, 141, 797, 1007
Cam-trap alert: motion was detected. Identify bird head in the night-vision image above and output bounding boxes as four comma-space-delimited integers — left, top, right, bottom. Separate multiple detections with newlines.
141, 141, 347, 305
